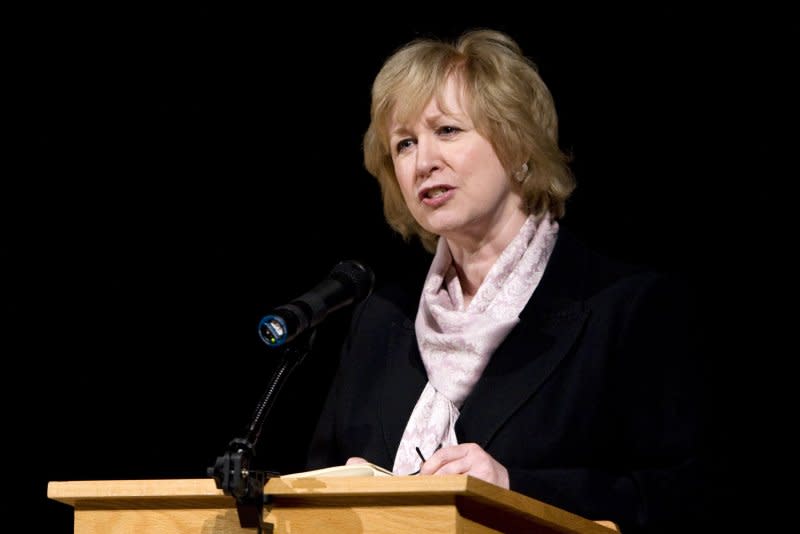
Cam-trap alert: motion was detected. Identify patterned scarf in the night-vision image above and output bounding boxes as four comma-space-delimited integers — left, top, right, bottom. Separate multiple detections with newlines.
393, 214, 558, 475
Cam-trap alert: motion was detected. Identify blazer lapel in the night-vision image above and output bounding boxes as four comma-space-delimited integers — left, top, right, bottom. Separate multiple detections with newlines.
379, 319, 427, 461
455, 301, 587, 447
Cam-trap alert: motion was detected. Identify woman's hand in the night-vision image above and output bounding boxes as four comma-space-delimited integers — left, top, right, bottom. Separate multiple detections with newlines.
418, 442, 509, 489
345, 456, 368, 465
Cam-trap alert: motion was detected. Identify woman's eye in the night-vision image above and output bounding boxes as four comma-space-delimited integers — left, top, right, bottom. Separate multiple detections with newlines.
438, 126, 460, 136
396, 139, 414, 153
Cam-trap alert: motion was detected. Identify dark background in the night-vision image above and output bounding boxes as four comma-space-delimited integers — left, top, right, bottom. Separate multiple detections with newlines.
4, 6, 793, 531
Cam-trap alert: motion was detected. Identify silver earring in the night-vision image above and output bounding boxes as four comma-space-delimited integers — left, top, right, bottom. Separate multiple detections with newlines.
514, 163, 529, 183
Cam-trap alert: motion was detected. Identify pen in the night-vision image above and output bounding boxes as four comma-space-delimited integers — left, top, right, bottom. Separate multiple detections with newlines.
415, 443, 443, 463
411, 443, 442, 475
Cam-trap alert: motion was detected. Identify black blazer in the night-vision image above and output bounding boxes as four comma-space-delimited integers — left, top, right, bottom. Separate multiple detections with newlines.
306, 228, 706, 533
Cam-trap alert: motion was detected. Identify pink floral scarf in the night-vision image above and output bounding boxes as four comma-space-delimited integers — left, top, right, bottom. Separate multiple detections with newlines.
393, 214, 558, 475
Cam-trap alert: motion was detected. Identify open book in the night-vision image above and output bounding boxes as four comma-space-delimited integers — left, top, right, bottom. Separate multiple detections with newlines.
281, 462, 394, 479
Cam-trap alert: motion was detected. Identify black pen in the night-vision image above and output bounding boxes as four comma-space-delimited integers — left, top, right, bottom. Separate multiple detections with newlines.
416, 443, 443, 464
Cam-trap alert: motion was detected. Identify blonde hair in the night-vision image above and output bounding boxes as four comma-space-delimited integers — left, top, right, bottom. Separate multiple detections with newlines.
363, 29, 575, 252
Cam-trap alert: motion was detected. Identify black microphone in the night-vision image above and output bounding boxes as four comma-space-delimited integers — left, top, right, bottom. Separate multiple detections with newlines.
258, 259, 375, 348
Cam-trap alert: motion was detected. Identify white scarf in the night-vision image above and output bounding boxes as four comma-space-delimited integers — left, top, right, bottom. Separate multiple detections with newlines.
393, 214, 559, 475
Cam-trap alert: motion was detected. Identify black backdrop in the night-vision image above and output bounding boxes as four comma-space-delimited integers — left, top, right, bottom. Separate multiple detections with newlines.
5, 6, 792, 531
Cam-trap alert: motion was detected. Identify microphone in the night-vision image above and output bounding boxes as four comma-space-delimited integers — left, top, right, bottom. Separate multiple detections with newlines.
258, 259, 375, 348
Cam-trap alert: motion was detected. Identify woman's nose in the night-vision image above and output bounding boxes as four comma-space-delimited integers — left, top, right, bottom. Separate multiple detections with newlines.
415, 137, 442, 179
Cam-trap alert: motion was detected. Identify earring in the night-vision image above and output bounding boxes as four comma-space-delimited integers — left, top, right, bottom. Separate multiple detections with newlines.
514, 163, 529, 183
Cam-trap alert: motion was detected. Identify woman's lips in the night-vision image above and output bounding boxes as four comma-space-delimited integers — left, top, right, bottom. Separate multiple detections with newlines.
419, 186, 455, 207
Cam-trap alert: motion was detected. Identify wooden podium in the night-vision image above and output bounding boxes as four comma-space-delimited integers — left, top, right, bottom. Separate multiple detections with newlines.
48, 475, 619, 533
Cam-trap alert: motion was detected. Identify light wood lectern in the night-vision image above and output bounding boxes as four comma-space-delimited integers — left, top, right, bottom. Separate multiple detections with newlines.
48, 475, 619, 533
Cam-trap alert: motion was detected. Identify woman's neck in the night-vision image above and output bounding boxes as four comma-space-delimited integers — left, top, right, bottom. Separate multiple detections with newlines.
446, 212, 528, 303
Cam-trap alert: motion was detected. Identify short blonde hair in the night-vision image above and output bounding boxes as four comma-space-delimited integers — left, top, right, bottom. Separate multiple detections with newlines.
363, 29, 575, 252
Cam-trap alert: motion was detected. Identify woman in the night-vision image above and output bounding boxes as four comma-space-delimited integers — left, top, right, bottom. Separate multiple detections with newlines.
306, 29, 705, 533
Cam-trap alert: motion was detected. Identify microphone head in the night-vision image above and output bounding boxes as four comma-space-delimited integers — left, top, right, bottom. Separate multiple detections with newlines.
329, 259, 375, 304
258, 260, 375, 349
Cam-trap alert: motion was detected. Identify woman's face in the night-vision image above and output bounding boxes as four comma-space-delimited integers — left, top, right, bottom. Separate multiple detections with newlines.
389, 76, 525, 247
